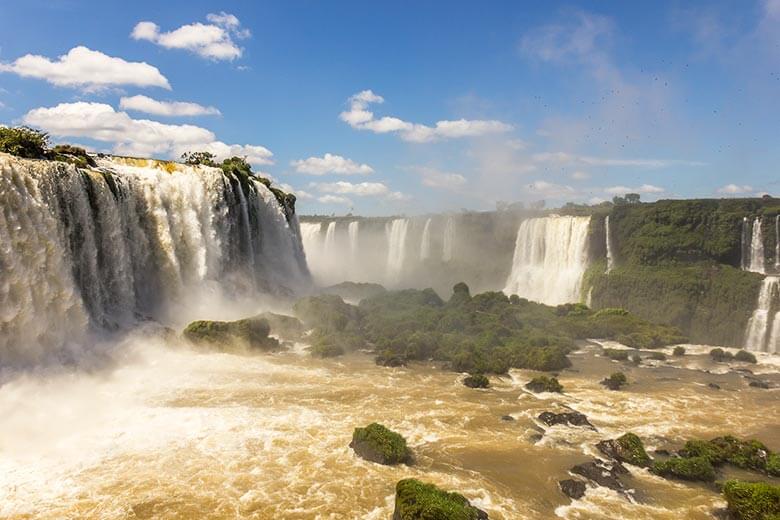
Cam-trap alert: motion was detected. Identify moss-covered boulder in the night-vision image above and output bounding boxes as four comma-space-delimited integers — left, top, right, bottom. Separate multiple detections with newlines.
393, 478, 488, 520
256, 312, 305, 341
710, 348, 734, 362
525, 375, 563, 393
596, 432, 652, 467
350, 423, 411, 465
182, 317, 279, 352
463, 374, 489, 388
680, 436, 771, 472
601, 372, 627, 390
768, 454, 780, 477
673, 346, 686, 356
735, 350, 758, 364
722, 480, 780, 520
648, 351, 666, 361
651, 456, 716, 482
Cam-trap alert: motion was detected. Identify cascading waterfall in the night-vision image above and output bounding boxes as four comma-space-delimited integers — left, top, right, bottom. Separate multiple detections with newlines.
744, 276, 779, 353
743, 217, 765, 274
0, 154, 309, 366
605, 215, 615, 273
348, 221, 359, 259
775, 215, 779, 271
503, 216, 591, 306
323, 222, 337, 258
419, 218, 432, 260
385, 218, 409, 283
442, 217, 455, 262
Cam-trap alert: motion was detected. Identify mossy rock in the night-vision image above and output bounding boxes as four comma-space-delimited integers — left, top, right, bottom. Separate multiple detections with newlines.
350, 423, 411, 465
393, 478, 488, 520
722, 480, 780, 520
601, 372, 627, 390
463, 374, 489, 388
710, 348, 734, 363
673, 346, 686, 356
735, 350, 758, 364
256, 312, 305, 341
647, 351, 666, 361
308, 341, 345, 358
768, 454, 780, 477
597, 432, 652, 467
525, 375, 563, 393
681, 436, 771, 472
182, 317, 279, 352
652, 456, 716, 482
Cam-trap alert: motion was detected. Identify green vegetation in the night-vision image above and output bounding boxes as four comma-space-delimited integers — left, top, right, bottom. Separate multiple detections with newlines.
648, 351, 666, 361
768, 454, 780, 477
0, 126, 49, 159
463, 374, 490, 388
256, 312, 305, 341
181, 151, 217, 166
291, 284, 684, 375
673, 346, 686, 356
182, 317, 279, 352
393, 479, 486, 520
598, 432, 652, 467
680, 436, 774, 473
525, 375, 563, 393
652, 456, 716, 482
321, 281, 387, 302
350, 423, 411, 465
722, 480, 780, 520
50, 144, 96, 167
602, 348, 629, 361
735, 350, 758, 363
601, 372, 627, 390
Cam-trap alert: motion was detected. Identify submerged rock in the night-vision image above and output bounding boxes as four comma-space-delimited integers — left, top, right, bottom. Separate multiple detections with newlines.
597, 432, 652, 467
501, 415, 515, 422
182, 317, 280, 352
393, 478, 488, 520
463, 374, 490, 389
350, 423, 412, 465
558, 479, 587, 500
570, 459, 628, 492
748, 380, 770, 389
538, 411, 595, 429
708, 383, 721, 390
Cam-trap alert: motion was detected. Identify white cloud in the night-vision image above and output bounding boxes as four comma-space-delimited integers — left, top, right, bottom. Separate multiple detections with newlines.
571, 170, 590, 180
520, 11, 613, 64
717, 184, 753, 194
119, 95, 220, 116
605, 184, 665, 195
533, 151, 705, 168
131, 12, 250, 61
340, 90, 513, 143
416, 167, 467, 189
22, 102, 273, 165
526, 180, 577, 199
0, 46, 170, 91
314, 181, 389, 196
318, 195, 352, 205
279, 183, 314, 200
291, 153, 373, 175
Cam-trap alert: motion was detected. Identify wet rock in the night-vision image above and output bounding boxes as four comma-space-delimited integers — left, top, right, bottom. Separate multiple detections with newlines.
733, 368, 754, 374
748, 380, 769, 389
375, 353, 407, 367
538, 411, 595, 429
529, 433, 543, 443
182, 317, 280, 352
596, 433, 652, 467
393, 478, 488, 520
708, 383, 721, 390
559, 479, 587, 500
463, 374, 490, 388
350, 423, 412, 465
570, 459, 628, 492
501, 415, 515, 421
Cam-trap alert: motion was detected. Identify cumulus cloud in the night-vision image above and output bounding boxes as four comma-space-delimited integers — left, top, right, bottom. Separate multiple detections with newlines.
570, 170, 590, 180
317, 194, 352, 205
415, 167, 468, 190
340, 90, 512, 143
22, 102, 272, 165
717, 184, 753, 194
310, 180, 408, 201
119, 95, 220, 116
526, 180, 577, 198
0, 46, 170, 91
605, 184, 665, 195
291, 153, 373, 175
131, 12, 250, 61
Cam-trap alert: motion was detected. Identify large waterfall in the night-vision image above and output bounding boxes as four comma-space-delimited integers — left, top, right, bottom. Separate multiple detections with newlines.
742, 217, 765, 274
744, 276, 779, 353
385, 218, 409, 283
605, 215, 615, 273
442, 217, 455, 262
419, 218, 432, 261
0, 154, 309, 366
503, 216, 592, 306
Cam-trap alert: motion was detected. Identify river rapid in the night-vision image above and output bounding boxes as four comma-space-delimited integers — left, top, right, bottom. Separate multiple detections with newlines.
0, 333, 778, 520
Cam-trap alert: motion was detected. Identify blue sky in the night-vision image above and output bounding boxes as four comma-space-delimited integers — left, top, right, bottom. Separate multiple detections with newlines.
1, 0, 778, 215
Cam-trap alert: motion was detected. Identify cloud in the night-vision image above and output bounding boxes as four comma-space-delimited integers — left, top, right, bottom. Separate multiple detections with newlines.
340, 90, 512, 143
291, 153, 373, 175
520, 10, 613, 65
119, 95, 220, 116
605, 184, 665, 195
0, 46, 170, 91
415, 167, 467, 189
317, 195, 352, 205
532, 151, 705, 168
131, 12, 250, 61
311, 180, 408, 201
570, 170, 590, 180
22, 102, 272, 165
526, 180, 577, 199
717, 183, 753, 194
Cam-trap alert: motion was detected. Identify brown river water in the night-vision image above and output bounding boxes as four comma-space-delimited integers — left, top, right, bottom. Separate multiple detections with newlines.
0, 334, 778, 520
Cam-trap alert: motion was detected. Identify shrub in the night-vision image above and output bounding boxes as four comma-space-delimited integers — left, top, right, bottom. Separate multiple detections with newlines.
525, 375, 563, 393
673, 346, 686, 356
710, 348, 734, 362
648, 351, 667, 361
735, 350, 758, 364
463, 374, 489, 388
652, 456, 716, 482
0, 126, 49, 159
601, 372, 627, 390
603, 348, 630, 361
722, 480, 780, 520
350, 423, 411, 465
394, 479, 486, 520
181, 150, 217, 166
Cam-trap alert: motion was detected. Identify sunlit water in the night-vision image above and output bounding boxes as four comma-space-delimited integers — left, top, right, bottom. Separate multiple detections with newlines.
0, 336, 777, 519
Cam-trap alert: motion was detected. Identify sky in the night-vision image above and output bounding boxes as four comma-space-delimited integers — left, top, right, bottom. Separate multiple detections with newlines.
1, 0, 779, 216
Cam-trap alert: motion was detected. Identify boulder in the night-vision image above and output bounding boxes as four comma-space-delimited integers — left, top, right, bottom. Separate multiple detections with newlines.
600, 372, 628, 390
182, 317, 280, 352
651, 456, 716, 482
596, 432, 652, 467
558, 479, 587, 500
463, 374, 490, 389
570, 459, 628, 492
256, 312, 305, 340
538, 411, 595, 429
350, 423, 412, 465
392, 478, 488, 520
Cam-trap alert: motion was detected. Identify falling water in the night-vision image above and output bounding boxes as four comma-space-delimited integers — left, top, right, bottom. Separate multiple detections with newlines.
385, 218, 409, 283
0, 154, 309, 366
775, 215, 779, 271
744, 276, 779, 353
605, 215, 615, 273
420, 218, 432, 261
323, 222, 337, 258
442, 217, 455, 262
743, 217, 765, 274
503, 216, 592, 306
348, 221, 359, 259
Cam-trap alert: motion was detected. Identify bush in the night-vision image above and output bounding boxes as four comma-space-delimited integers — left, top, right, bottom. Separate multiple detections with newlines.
394, 479, 487, 520
463, 374, 489, 389
735, 350, 758, 364
652, 456, 716, 482
722, 480, 780, 520
711, 348, 734, 363
601, 372, 627, 390
0, 126, 49, 159
603, 348, 629, 361
673, 346, 686, 356
525, 375, 563, 393
350, 423, 411, 465
181, 151, 217, 166
648, 351, 667, 361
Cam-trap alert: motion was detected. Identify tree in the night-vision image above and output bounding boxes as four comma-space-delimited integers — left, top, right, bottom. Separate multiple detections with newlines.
0, 126, 49, 159
181, 151, 217, 166
625, 193, 641, 204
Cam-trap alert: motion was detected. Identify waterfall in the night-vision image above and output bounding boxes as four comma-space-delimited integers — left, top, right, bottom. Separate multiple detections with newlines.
385, 218, 409, 283
0, 154, 309, 366
348, 221, 359, 259
442, 217, 455, 262
743, 217, 765, 274
775, 215, 779, 271
323, 222, 337, 258
419, 218, 432, 260
503, 216, 591, 306
744, 276, 779, 353
605, 215, 615, 273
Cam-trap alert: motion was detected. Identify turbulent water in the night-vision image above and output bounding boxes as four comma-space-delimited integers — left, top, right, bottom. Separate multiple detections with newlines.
0, 154, 309, 367
1, 336, 777, 519
503, 216, 591, 306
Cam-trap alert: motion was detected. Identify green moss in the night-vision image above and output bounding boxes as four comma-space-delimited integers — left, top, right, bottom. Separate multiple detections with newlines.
680, 436, 773, 473
350, 423, 411, 465
525, 375, 563, 393
393, 479, 485, 520
182, 317, 279, 351
616, 433, 652, 466
652, 456, 716, 482
463, 374, 490, 388
722, 480, 780, 520
768, 454, 780, 477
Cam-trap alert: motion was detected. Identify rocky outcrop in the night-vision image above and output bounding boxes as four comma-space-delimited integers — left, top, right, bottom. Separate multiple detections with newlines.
182, 317, 280, 352
596, 432, 652, 467
349, 423, 412, 465
392, 478, 488, 520
538, 411, 594, 429
558, 479, 587, 500
570, 459, 629, 493
463, 374, 490, 388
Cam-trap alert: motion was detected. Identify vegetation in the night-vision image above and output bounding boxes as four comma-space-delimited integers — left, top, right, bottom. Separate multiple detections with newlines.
463, 374, 490, 388
350, 423, 411, 465
182, 317, 279, 352
673, 346, 686, 356
181, 151, 217, 166
602, 348, 630, 361
393, 479, 487, 520
722, 480, 780, 520
601, 372, 627, 390
679, 436, 775, 474
652, 456, 716, 482
525, 375, 563, 393
735, 350, 758, 363
648, 351, 666, 361
597, 432, 651, 467
711, 348, 734, 362
0, 126, 49, 159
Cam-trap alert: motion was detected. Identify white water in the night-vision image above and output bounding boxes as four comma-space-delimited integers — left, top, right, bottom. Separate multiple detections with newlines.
323, 221, 337, 258
348, 220, 359, 261
0, 154, 309, 366
605, 216, 614, 273
744, 276, 779, 353
503, 216, 591, 306
744, 217, 765, 274
775, 215, 779, 271
442, 217, 455, 262
385, 218, 409, 283
420, 218, 432, 260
